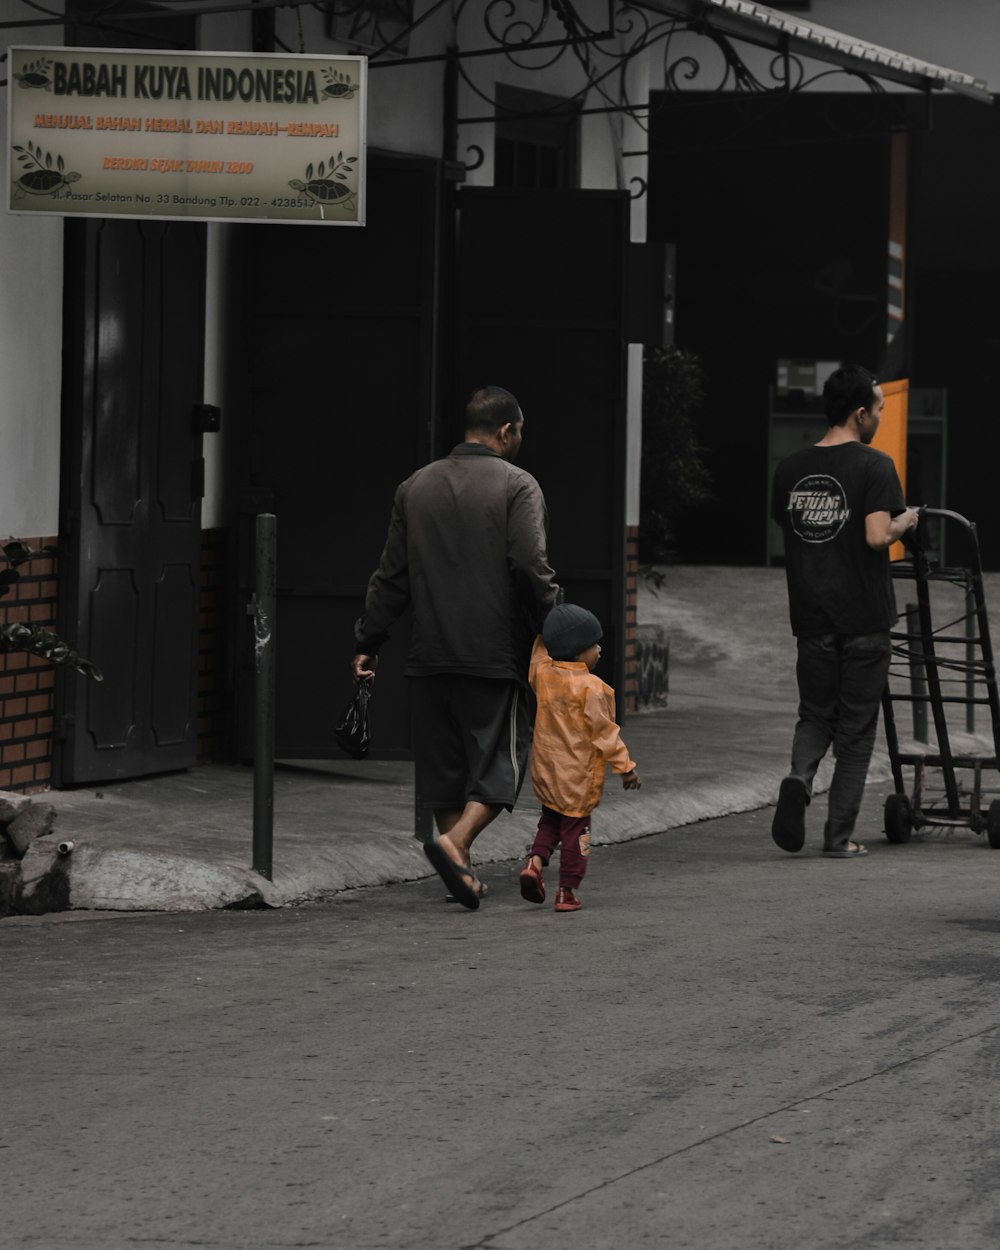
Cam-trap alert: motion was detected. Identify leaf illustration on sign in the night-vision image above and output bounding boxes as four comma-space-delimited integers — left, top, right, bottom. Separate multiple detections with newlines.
11, 142, 82, 200
288, 153, 358, 210
321, 67, 358, 100
13, 58, 53, 90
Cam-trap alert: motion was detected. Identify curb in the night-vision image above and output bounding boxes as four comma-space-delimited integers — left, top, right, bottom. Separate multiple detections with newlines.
0, 746, 911, 918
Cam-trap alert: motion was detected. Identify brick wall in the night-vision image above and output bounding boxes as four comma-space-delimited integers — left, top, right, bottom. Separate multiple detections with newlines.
0, 538, 58, 793
1, 531, 235, 788
197, 527, 234, 761
624, 524, 639, 713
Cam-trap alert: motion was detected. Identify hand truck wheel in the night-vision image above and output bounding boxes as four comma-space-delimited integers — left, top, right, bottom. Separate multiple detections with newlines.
884, 793, 913, 844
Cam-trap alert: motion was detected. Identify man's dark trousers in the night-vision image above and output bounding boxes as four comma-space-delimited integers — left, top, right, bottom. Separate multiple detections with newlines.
789, 631, 892, 851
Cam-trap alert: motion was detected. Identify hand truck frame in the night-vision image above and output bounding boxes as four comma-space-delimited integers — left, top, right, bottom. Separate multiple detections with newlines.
881, 507, 1000, 847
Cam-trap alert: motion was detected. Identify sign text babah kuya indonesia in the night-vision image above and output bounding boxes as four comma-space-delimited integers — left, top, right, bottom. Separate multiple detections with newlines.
51, 61, 321, 104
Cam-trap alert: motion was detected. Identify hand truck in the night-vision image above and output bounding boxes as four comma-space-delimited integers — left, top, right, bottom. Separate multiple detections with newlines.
881, 508, 1000, 847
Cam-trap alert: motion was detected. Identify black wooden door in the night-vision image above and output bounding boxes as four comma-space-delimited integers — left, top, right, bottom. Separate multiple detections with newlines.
454, 187, 630, 698
236, 152, 441, 758
57, 219, 207, 784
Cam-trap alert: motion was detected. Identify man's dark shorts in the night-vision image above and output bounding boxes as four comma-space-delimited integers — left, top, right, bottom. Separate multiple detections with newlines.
411, 675, 530, 812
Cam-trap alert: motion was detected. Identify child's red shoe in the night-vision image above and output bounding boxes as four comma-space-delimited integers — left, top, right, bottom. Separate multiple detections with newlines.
519, 857, 545, 904
554, 887, 581, 912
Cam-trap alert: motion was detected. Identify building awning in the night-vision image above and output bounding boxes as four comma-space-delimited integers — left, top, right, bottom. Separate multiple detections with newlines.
640, 0, 992, 102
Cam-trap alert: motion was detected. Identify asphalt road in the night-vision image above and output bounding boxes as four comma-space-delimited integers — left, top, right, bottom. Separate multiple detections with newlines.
5, 790, 1000, 1250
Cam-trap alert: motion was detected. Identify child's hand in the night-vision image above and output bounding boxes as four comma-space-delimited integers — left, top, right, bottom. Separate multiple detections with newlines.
622, 769, 641, 791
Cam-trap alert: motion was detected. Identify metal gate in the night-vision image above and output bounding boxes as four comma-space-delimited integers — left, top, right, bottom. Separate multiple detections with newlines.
236, 177, 629, 756
236, 153, 441, 758
454, 186, 630, 699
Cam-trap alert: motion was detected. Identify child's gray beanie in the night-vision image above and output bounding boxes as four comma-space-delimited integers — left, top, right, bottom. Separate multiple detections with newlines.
542, 603, 603, 661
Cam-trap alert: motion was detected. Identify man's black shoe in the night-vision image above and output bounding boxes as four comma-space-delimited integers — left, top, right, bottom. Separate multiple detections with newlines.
771, 776, 807, 853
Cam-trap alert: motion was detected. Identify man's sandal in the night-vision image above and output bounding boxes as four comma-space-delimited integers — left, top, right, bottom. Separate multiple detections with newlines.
423, 840, 482, 909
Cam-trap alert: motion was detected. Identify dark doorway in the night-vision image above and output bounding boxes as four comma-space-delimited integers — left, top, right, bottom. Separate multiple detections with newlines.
647, 92, 914, 564
907, 97, 1000, 568
57, 219, 208, 784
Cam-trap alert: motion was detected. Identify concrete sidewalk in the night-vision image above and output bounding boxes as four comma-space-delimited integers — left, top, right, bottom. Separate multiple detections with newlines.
7, 565, 996, 915
19, 701, 807, 913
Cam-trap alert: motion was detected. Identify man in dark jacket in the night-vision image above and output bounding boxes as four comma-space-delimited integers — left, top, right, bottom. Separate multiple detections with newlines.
352, 385, 559, 908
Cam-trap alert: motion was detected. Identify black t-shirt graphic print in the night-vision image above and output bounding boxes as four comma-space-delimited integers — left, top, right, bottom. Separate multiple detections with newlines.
786, 474, 851, 544
772, 442, 905, 638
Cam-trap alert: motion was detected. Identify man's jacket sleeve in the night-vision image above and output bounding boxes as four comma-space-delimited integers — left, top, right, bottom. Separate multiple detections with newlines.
354, 486, 410, 654
508, 477, 560, 631
529, 635, 552, 689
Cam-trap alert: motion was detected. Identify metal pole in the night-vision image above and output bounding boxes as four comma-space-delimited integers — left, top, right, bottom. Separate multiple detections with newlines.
906, 602, 928, 743
414, 795, 434, 846
966, 582, 976, 733
253, 513, 276, 880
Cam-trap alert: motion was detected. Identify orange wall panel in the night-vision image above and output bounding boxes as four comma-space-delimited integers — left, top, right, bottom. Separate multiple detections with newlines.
871, 378, 908, 561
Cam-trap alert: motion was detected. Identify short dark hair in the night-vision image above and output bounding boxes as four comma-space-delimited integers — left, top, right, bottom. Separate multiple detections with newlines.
465, 385, 521, 434
823, 365, 878, 427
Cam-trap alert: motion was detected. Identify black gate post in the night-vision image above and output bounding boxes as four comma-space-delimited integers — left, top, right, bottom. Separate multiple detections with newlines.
253, 513, 276, 880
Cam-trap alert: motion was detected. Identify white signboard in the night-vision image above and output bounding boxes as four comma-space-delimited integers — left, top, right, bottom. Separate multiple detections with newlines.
6, 47, 366, 226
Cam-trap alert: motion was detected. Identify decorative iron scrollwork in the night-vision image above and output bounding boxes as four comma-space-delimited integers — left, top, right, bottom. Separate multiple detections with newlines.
325, 0, 418, 58
348, 0, 899, 190
657, 21, 886, 101
344, 1, 893, 139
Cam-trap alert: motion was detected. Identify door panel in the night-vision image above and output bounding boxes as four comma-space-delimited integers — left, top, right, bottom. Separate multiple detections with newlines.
152, 565, 198, 745
237, 153, 440, 757
57, 219, 206, 784
86, 569, 139, 750
455, 188, 630, 698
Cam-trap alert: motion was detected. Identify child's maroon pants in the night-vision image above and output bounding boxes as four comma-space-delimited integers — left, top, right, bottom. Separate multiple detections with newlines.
530, 806, 592, 888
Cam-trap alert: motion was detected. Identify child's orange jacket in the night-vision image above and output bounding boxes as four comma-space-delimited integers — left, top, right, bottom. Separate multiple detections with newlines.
529, 637, 637, 817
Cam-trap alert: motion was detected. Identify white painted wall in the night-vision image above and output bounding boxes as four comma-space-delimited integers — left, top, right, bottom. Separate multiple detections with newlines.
457, 1, 627, 191
264, 3, 449, 158
0, 16, 65, 540
202, 223, 229, 530
0, 211, 63, 539
197, 14, 248, 531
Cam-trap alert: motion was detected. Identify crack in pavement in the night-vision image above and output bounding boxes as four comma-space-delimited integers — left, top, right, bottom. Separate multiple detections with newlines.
463, 1016, 1000, 1250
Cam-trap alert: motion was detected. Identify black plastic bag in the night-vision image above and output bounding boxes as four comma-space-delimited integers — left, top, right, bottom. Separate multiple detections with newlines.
335, 681, 373, 759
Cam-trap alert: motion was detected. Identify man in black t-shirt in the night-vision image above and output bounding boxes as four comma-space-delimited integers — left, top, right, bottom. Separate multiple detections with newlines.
771, 364, 919, 857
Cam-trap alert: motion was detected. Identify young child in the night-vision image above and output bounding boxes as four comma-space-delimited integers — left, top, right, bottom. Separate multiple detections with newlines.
520, 603, 641, 912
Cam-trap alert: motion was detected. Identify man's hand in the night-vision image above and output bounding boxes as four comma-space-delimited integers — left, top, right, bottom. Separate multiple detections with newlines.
352, 653, 376, 684
866, 507, 920, 551
896, 507, 920, 534
622, 769, 641, 791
